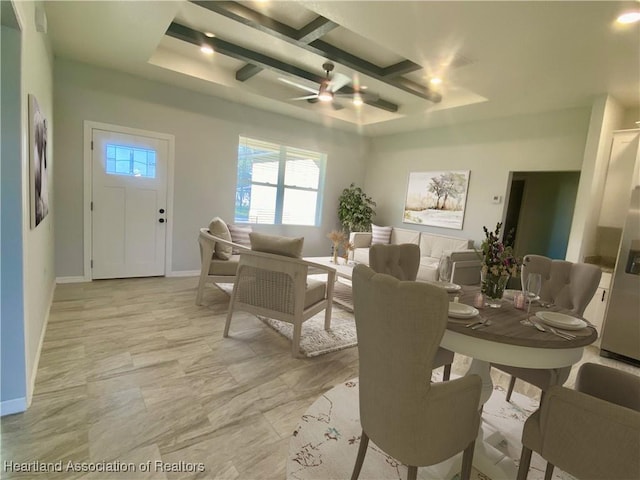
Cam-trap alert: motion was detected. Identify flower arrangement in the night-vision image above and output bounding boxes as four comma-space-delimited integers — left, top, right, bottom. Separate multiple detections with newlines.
342, 241, 355, 263
327, 230, 346, 263
479, 222, 520, 278
478, 222, 521, 303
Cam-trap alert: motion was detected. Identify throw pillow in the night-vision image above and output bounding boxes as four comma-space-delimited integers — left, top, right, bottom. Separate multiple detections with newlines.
371, 224, 392, 245
228, 224, 252, 254
249, 232, 304, 258
208, 217, 233, 260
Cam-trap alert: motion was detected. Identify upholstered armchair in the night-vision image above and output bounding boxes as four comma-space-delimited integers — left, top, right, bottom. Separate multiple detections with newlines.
493, 254, 602, 401
223, 233, 336, 358
369, 243, 455, 381
517, 363, 640, 480
196, 228, 249, 305
351, 265, 481, 480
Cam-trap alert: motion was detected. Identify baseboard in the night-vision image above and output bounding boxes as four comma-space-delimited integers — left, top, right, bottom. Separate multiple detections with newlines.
56, 276, 88, 284
167, 270, 199, 277
27, 281, 55, 407
0, 397, 27, 416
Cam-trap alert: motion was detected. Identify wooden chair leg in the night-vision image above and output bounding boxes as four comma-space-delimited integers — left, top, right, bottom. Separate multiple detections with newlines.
406, 465, 417, 480
443, 363, 452, 381
350, 431, 369, 480
544, 462, 554, 480
460, 440, 475, 480
506, 375, 517, 401
516, 445, 532, 480
292, 322, 302, 358
223, 309, 233, 337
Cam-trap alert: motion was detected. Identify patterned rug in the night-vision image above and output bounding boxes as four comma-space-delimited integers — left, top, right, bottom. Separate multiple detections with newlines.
260, 306, 357, 357
218, 282, 358, 357
288, 375, 577, 480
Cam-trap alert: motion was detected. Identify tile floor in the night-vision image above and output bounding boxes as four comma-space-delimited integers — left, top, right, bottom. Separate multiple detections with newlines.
1, 276, 637, 479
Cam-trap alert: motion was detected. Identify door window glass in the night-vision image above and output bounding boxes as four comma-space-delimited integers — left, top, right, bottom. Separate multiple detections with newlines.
105, 144, 156, 178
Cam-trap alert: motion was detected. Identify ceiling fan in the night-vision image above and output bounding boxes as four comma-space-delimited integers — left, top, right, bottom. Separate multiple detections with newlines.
280, 61, 378, 110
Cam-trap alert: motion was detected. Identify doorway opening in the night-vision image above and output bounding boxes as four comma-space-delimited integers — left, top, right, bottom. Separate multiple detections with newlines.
504, 171, 581, 261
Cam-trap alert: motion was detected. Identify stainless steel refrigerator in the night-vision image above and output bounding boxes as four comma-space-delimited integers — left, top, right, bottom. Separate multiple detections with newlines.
600, 185, 640, 365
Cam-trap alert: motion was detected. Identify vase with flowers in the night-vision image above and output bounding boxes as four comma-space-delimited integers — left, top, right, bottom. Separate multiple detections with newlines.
327, 230, 346, 264
478, 222, 521, 308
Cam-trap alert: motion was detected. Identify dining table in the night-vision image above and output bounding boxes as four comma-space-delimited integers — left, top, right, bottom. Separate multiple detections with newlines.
440, 285, 597, 479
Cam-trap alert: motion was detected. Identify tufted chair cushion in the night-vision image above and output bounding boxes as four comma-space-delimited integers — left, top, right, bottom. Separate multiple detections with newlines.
522, 255, 601, 316
369, 244, 420, 281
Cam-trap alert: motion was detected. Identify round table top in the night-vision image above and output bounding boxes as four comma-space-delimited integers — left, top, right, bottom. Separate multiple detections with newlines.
446, 286, 597, 349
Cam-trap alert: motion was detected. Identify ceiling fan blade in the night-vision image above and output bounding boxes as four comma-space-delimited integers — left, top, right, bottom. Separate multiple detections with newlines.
278, 77, 318, 95
291, 94, 319, 101
328, 72, 351, 92
331, 101, 345, 111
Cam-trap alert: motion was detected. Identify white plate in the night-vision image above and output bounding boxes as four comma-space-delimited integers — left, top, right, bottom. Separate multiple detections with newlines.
448, 302, 479, 319
427, 281, 462, 293
503, 289, 539, 301
535, 311, 587, 330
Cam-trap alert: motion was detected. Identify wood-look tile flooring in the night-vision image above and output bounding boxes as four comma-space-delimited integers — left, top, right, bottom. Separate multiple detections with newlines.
1, 276, 636, 479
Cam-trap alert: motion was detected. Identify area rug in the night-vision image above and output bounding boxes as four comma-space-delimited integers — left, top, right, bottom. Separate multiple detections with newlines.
260, 307, 357, 357
217, 282, 358, 357
288, 374, 578, 480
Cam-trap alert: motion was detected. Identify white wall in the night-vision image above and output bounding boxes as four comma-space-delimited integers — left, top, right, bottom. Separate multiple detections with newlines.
366, 108, 591, 247
566, 95, 625, 262
3, 0, 56, 410
53, 59, 369, 277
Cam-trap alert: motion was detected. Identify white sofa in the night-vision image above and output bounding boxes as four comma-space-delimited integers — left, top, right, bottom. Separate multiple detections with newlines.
349, 227, 476, 282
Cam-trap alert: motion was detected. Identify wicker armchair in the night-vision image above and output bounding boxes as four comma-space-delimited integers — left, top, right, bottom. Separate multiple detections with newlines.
223, 249, 336, 357
196, 228, 250, 305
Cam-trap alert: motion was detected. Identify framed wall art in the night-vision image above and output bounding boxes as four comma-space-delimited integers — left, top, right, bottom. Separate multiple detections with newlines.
403, 170, 470, 230
29, 94, 49, 228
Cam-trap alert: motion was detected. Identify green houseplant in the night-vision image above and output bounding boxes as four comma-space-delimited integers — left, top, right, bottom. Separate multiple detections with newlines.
338, 183, 377, 234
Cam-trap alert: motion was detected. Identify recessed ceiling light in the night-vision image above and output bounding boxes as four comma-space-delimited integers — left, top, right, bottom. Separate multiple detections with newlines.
204, 32, 215, 38
616, 12, 640, 24
430, 77, 443, 85
200, 45, 214, 55
353, 93, 364, 107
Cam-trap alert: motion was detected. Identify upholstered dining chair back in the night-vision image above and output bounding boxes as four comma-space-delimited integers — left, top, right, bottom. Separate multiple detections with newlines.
369, 243, 420, 280
521, 254, 602, 316
369, 243, 455, 381
517, 363, 640, 480
351, 265, 481, 477
496, 255, 602, 403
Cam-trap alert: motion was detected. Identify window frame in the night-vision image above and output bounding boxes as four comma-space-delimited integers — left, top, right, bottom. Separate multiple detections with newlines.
235, 136, 326, 226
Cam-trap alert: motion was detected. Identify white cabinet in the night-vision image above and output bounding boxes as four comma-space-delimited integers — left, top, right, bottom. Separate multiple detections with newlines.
583, 272, 612, 345
598, 131, 639, 228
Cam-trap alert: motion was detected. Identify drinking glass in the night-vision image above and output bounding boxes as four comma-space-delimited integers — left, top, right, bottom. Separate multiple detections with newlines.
520, 273, 542, 326
438, 256, 452, 283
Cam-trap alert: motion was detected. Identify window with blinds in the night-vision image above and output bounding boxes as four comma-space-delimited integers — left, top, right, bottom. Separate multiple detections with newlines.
235, 137, 326, 226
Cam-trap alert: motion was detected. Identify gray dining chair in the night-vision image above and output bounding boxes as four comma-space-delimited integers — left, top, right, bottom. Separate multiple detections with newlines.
351, 264, 481, 480
517, 363, 640, 480
493, 254, 602, 402
369, 243, 455, 380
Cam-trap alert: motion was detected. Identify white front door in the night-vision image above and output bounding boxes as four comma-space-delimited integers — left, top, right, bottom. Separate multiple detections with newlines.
91, 129, 168, 279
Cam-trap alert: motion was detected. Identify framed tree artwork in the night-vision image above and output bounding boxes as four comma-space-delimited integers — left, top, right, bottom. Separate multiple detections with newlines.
403, 170, 470, 229
29, 94, 49, 228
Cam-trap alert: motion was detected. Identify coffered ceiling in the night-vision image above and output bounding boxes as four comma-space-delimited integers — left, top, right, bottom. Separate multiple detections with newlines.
45, 1, 640, 136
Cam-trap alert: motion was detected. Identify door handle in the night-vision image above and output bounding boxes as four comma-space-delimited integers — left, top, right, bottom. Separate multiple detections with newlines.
159, 218, 165, 223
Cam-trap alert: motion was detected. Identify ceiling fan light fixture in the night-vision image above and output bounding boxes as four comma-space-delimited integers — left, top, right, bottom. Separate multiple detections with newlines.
318, 82, 333, 102
200, 45, 214, 55
352, 93, 364, 106
430, 77, 443, 85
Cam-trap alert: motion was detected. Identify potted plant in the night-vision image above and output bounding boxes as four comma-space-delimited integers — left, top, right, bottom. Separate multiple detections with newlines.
337, 183, 377, 234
